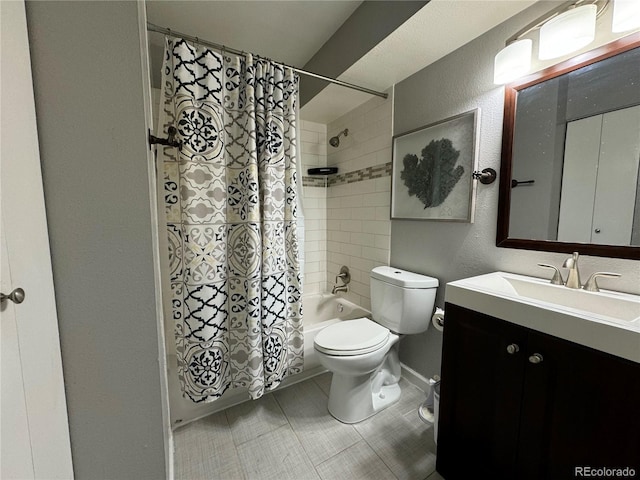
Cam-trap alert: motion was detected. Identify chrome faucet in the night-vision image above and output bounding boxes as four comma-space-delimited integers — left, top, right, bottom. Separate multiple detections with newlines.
331, 266, 351, 294
540, 252, 621, 292
563, 252, 581, 289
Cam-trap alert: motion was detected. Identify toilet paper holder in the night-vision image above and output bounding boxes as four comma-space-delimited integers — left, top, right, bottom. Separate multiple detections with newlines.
432, 307, 445, 331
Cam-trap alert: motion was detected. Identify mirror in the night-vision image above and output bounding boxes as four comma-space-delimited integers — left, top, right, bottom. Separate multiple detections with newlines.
497, 33, 640, 260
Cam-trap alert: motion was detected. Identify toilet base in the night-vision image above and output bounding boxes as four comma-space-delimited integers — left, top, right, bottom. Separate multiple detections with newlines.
327, 372, 401, 423
326, 347, 403, 425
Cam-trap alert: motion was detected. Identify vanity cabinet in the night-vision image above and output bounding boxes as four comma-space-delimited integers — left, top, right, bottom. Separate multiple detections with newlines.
436, 303, 640, 480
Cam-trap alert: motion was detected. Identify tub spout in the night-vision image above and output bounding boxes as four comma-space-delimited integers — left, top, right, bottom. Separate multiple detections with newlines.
331, 284, 348, 294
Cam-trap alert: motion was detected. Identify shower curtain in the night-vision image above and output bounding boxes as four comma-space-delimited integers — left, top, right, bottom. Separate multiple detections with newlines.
158, 37, 303, 403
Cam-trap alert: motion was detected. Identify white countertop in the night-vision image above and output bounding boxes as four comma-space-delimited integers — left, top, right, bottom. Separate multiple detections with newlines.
445, 272, 640, 363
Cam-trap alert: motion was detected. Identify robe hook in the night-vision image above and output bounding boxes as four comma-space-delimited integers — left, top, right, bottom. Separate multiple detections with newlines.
472, 168, 497, 185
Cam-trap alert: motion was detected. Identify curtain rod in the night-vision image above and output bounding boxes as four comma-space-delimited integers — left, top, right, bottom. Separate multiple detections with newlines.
147, 22, 388, 99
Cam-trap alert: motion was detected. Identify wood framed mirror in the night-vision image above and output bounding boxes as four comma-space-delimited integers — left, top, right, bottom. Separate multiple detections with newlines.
497, 32, 640, 260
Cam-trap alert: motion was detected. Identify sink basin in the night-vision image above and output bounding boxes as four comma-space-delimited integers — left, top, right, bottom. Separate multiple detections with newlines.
505, 277, 639, 323
445, 272, 640, 363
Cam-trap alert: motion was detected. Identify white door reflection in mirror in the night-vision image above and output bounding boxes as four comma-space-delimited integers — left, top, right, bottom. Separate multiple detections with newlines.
559, 105, 640, 245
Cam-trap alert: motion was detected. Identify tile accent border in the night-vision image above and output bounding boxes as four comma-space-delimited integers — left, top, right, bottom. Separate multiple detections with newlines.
302, 176, 327, 188
327, 162, 392, 187
302, 162, 391, 187
303, 162, 391, 188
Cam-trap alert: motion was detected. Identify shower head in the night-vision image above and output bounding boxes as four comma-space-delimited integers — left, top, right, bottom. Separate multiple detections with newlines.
329, 128, 348, 147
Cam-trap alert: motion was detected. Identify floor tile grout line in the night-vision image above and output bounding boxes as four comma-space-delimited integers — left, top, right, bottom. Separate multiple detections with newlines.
270, 391, 320, 476
311, 436, 391, 475
220, 406, 248, 480
173, 410, 248, 480
272, 382, 364, 474
211, 409, 247, 480
224, 391, 290, 449
175, 376, 437, 480
221, 409, 249, 480
357, 434, 401, 480
293, 376, 394, 477
235, 423, 300, 480
309, 430, 363, 467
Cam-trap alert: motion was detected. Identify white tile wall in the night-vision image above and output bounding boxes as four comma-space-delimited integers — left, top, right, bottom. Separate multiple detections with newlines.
326, 177, 391, 310
325, 93, 393, 310
300, 120, 327, 294
326, 95, 392, 177
300, 120, 327, 170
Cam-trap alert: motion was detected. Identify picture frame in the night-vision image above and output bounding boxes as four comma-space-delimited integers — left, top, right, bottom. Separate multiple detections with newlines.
391, 109, 480, 222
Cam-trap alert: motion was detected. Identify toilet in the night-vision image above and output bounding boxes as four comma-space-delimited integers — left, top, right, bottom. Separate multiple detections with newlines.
314, 266, 438, 423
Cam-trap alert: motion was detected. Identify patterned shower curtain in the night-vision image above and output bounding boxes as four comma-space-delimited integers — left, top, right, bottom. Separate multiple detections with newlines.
158, 37, 303, 403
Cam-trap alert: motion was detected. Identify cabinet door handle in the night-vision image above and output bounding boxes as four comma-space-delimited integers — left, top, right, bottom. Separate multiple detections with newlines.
506, 343, 519, 354
528, 353, 544, 364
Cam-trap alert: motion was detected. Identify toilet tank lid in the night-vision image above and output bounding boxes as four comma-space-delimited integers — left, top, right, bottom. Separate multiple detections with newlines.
370, 266, 439, 288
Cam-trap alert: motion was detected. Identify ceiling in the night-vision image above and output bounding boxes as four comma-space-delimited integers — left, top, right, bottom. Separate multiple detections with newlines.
146, 1, 362, 67
145, 0, 539, 124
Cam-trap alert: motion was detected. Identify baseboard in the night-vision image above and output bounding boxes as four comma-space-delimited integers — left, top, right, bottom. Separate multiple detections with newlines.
401, 363, 430, 393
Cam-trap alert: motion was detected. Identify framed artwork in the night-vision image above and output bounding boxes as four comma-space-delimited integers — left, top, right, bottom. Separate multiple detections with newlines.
391, 109, 480, 222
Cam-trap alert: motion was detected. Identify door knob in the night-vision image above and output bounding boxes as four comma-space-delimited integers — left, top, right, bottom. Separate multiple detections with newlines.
506, 343, 520, 354
528, 353, 543, 364
1, 288, 25, 304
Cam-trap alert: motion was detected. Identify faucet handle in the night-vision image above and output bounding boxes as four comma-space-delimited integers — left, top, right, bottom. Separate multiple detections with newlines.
538, 264, 564, 285
335, 266, 351, 285
583, 272, 621, 292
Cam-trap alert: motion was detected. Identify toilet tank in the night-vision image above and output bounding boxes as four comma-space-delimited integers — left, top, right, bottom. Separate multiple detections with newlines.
370, 266, 438, 334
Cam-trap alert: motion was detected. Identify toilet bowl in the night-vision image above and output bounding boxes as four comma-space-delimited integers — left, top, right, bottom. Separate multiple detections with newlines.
314, 266, 438, 423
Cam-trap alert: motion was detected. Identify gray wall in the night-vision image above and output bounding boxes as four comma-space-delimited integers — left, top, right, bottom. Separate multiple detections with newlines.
391, 3, 640, 379
26, 2, 167, 478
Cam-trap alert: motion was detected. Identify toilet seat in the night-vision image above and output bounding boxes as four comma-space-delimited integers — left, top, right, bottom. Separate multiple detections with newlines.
314, 318, 390, 356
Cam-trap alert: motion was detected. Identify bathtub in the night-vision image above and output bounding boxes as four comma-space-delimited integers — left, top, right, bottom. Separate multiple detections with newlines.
168, 293, 370, 427
302, 293, 371, 370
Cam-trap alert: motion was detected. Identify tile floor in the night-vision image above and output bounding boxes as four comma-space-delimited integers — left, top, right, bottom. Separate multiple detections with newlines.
173, 373, 445, 480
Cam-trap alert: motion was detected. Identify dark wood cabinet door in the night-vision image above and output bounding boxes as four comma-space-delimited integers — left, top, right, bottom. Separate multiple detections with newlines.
438, 303, 640, 480
437, 304, 528, 479
517, 330, 640, 479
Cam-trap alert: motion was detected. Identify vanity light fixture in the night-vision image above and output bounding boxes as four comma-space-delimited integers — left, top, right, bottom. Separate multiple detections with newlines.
538, 4, 597, 59
612, 0, 640, 33
494, 0, 613, 85
493, 39, 533, 85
